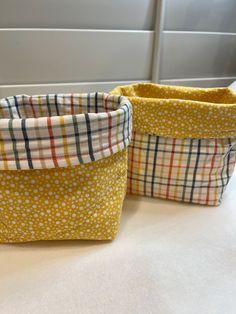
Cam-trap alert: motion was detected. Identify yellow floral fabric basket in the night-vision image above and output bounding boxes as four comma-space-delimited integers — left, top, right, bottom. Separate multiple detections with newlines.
0, 93, 132, 243
111, 83, 236, 206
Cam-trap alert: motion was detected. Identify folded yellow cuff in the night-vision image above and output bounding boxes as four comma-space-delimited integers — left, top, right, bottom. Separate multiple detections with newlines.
111, 83, 236, 138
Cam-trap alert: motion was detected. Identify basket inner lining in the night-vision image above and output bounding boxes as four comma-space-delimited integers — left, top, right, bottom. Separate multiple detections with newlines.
0, 93, 121, 119
120, 85, 236, 104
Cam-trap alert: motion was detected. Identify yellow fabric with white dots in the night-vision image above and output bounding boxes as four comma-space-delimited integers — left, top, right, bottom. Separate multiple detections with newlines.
111, 83, 236, 138
0, 149, 127, 243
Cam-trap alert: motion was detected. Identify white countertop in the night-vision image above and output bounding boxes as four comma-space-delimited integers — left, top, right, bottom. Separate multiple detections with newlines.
0, 170, 236, 314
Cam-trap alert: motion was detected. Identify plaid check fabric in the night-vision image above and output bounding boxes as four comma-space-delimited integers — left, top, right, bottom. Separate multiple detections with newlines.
128, 132, 236, 205
0, 93, 132, 170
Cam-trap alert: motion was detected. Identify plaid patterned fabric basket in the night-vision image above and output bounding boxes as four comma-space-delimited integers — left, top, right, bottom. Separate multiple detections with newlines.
0, 93, 132, 242
111, 83, 236, 205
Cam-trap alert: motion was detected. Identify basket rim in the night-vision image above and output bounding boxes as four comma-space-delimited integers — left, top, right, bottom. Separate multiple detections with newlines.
110, 83, 236, 139
0, 92, 132, 170
0, 92, 128, 120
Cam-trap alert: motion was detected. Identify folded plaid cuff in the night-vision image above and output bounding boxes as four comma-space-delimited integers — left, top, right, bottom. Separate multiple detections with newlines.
0, 93, 132, 170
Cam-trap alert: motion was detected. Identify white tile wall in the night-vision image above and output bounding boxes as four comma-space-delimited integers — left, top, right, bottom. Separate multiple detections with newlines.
0, 0, 235, 92
160, 31, 236, 80
0, 29, 153, 85
156, 0, 236, 87
164, 0, 236, 33
0, 0, 156, 30
0, 1, 155, 94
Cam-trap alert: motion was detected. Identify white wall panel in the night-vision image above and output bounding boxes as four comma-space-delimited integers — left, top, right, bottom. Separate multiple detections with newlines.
229, 81, 236, 91
0, 80, 150, 98
164, 0, 236, 33
0, 0, 156, 30
160, 31, 236, 80
0, 29, 153, 85
160, 77, 236, 88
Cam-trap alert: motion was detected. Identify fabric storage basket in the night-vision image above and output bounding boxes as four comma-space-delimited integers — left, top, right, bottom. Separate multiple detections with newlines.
111, 83, 236, 206
0, 93, 132, 243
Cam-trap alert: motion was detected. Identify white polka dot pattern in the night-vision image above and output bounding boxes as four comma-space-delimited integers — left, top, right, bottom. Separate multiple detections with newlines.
0, 149, 127, 243
111, 83, 236, 138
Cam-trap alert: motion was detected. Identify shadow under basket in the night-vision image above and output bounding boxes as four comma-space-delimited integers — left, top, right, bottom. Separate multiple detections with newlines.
0, 93, 132, 243
111, 83, 236, 206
